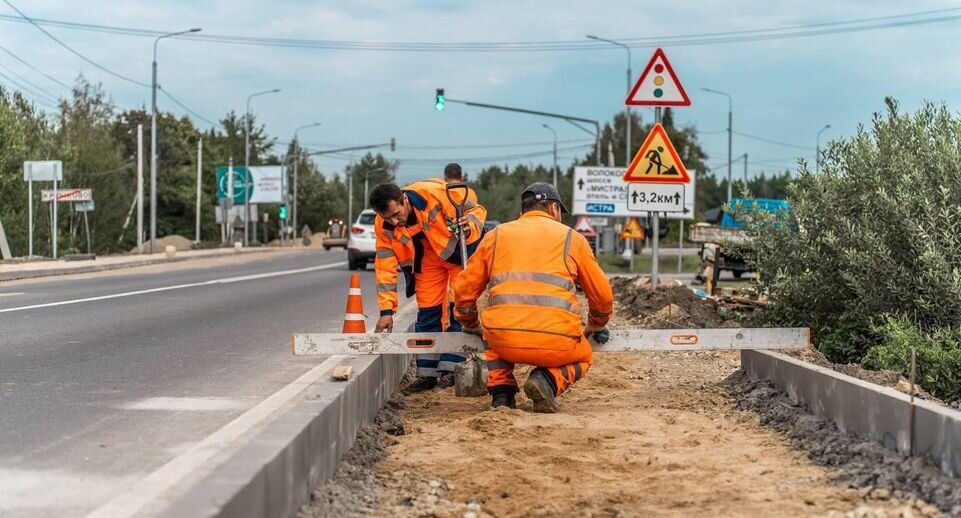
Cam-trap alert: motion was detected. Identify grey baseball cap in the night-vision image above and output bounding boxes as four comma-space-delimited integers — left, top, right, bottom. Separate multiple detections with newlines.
521, 182, 569, 213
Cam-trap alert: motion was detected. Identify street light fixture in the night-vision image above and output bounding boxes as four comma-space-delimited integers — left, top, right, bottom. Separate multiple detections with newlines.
291, 122, 321, 240
542, 124, 558, 186
816, 124, 831, 174
701, 87, 733, 202
150, 26, 201, 253
244, 88, 281, 245
586, 35, 632, 167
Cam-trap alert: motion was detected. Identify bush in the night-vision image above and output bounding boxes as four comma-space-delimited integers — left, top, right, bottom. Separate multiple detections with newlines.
865, 316, 961, 403
745, 99, 961, 380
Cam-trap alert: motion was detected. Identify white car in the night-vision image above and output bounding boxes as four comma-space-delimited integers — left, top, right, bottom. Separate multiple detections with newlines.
347, 210, 377, 270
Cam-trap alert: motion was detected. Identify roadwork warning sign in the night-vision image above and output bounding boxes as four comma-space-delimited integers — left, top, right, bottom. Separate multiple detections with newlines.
623, 123, 690, 184
621, 218, 645, 240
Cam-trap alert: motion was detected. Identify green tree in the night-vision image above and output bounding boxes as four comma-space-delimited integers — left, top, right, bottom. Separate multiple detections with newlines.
744, 99, 961, 402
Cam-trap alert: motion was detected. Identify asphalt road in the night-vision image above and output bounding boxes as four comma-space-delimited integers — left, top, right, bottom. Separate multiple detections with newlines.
0, 250, 390, 517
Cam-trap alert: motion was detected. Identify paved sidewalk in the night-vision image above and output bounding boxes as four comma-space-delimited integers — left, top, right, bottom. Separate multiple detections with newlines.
0, 247, 287, 282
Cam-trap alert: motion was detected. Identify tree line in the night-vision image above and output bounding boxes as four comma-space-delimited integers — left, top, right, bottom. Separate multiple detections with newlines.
0, 79, 793, 257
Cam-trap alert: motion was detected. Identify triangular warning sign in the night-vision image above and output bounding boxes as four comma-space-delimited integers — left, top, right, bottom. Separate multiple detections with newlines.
626, 48, 690, 107
623, 123, 691, 184
621, 218, 645, 240
573, 216, 596, 237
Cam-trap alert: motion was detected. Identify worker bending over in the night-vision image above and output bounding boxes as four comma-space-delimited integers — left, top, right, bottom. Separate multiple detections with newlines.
370, 167, 487, 393
453, 182, 613, 412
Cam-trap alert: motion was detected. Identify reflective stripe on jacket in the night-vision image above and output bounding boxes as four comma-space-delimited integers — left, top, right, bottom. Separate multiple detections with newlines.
453, 211, 613, 349
374, 217, 415, 315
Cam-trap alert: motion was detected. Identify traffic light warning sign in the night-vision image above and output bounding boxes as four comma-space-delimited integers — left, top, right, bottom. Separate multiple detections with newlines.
626, 48, 690, 106
623, 123, 691, 184
621, 218, 645, 240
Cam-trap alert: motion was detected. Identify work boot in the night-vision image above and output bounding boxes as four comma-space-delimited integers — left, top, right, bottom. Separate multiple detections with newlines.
401, 376, 438, 395
523, 369, 560, 413
490, 392, 516, 409
436, 372, 455, 389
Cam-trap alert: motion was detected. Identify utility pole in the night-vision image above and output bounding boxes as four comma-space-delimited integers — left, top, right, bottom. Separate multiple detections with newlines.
347, 164, 353, 228
137, 124, 144, 254
151, 27, 201, 254
542, 124, 557, 186
816, 124, 831, 174
244, 88, 281, 246
195, 136, 202, 243
743, 153, 748, 191
291, 122, 321, 240
702, 88, 733, 203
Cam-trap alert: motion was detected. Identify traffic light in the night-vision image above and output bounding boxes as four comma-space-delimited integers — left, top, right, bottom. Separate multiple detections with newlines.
390, 137, 396, 152
434, 88, 445, 111
279, 206, 288, 220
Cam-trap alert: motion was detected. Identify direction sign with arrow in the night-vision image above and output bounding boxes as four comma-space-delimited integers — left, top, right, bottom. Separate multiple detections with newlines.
626, 183, 687, 213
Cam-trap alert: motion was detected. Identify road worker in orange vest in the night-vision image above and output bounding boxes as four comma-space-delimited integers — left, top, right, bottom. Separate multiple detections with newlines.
370, 165, 487, 394
453, 182, 613, 412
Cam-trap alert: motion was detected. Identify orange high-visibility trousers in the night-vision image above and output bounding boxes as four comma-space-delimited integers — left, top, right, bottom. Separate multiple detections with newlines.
485, 335, 593, 396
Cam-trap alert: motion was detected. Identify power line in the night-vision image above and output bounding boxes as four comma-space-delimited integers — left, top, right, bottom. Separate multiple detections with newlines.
1, 0, 149, 87
0, 44, 71, 89
157, 85, 219, 127
733, 131, 815, 150
0, 61, 59, 99
0, 68, 57, 103
0, 76, 58, 109
0, 7, 956, 52
281, 137, 594, 151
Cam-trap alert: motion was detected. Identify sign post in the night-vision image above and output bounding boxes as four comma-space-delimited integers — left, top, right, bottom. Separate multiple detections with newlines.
0, 216, 11, 260
23, 160, 62, 258
624, 48, 692, 289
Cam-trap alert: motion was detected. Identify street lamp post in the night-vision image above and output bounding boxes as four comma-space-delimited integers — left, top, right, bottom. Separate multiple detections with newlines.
291, 122, 321, 240
151, 27, 201, 253
244, 88, 281, 246
701, 88, 733, 203
364, 166, 391, 209
586, 35, 632, 167
542, 124, 557, 186
816, 124, 831, 173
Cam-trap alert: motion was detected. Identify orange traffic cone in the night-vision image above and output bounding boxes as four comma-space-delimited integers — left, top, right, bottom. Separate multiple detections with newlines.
342, 273, 366, 333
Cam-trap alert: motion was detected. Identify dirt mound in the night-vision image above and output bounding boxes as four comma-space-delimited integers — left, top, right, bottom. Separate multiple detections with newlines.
609, 276, 731, 328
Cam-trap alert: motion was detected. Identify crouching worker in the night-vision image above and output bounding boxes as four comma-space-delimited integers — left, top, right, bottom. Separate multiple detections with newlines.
453, 183, 613, 412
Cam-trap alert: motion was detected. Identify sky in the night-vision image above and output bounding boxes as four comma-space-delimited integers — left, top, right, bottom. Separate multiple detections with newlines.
1, 0, 960, 185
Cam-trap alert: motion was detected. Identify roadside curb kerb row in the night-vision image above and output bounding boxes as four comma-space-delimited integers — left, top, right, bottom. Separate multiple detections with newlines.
741, 350, 961, 479
0, 248, 289, 282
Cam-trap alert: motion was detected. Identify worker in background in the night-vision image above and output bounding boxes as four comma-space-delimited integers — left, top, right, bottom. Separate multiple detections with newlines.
370, 168, 487, 394
453, 182, 613, 412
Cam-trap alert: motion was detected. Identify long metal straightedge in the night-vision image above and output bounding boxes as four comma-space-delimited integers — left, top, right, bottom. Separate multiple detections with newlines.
292, 328, 809, 356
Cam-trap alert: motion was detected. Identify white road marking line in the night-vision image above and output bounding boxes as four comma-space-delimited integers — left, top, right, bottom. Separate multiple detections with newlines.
118, 397, 249, 412
0, 292, 25, 297
0, 262, 347, 314
85, 356, 344, 518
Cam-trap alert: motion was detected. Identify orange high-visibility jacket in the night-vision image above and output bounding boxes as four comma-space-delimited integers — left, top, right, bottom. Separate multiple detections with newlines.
374, 178, 486, 315
453, 210, 613, 348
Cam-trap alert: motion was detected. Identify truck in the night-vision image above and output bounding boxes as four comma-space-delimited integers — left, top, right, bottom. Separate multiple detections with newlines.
691, 198, 789, 290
